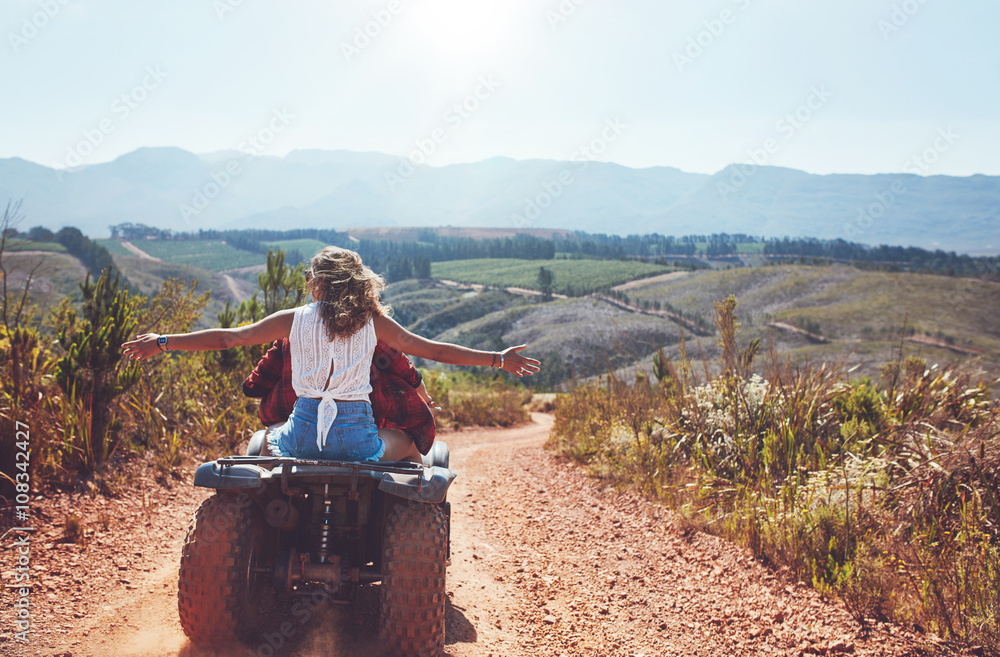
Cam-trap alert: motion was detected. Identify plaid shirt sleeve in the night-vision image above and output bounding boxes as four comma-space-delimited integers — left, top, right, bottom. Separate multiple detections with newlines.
371, 341, 422, 388
244, 339, 297, 427
242, 340, 284, 398
370, 341, 435, 454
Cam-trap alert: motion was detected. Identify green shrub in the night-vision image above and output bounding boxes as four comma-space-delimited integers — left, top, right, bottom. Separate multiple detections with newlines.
424, 370, 530, 429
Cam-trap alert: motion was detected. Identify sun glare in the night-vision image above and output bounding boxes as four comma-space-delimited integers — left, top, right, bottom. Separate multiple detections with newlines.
404, 0, 522, 57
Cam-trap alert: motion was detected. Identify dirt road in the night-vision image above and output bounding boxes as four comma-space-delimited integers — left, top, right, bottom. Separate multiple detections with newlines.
221, 273, 246, 302
119, 241, 162, 261
2, 415, 965, 657
766, 321, 985, 357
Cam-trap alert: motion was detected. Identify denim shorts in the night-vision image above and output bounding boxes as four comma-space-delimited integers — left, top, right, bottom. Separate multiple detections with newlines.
267, 398, 385, 462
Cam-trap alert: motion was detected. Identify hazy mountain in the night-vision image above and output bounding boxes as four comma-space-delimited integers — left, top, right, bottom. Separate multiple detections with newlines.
2, 148, 997, 253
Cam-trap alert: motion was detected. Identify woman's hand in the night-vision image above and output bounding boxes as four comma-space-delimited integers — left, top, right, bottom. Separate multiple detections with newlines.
373, 315, 542, 376
122, 334, 162, 361
498, 345, 541, 378
415, 381, 442, 411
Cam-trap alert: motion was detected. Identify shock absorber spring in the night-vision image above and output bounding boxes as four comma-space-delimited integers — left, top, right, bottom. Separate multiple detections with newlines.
317, 483, 333, 564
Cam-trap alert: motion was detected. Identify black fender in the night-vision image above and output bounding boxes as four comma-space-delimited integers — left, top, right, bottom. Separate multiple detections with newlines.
246, 430, 267, 456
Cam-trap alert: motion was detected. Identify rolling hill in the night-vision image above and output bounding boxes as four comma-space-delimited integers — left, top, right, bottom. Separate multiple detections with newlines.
8, 233, 998, 388
2, 148, 998, 254
388, 265, 1000, 387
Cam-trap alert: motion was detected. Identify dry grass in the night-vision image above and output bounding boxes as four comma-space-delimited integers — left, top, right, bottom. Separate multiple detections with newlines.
423, 370, 531, 429
547, 296, 1000, 651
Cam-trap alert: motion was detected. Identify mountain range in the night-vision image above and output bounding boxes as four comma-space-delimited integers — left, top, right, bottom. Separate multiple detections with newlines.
2, 147, 997, 253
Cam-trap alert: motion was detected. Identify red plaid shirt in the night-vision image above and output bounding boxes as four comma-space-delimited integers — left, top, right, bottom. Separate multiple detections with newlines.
242, 338, 436, 454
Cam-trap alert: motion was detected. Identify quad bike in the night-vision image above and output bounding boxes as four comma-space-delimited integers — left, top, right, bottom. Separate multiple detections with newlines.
177, 429, 455, 657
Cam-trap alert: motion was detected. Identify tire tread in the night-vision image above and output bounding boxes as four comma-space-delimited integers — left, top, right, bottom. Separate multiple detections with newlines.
380, 501, 448, 657
177, 493, 265, 646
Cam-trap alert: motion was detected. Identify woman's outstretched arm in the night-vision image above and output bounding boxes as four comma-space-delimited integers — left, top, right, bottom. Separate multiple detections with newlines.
122, 309, 296, 360
373, 314, 541, 377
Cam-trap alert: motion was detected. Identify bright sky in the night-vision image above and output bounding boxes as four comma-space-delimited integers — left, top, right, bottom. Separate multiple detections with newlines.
2, 0, 998, 176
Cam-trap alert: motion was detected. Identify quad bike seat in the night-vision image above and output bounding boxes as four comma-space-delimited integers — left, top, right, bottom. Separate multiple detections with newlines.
246, 429, 450, 469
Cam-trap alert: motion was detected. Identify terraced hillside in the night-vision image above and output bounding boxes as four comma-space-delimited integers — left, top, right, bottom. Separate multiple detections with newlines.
3, 247, 253, 331
385, 265, 1000, 388
436, 297, 685, 388
111, 255, 252, 328
619, 265, 1000, 348
613, 264, 1000, 381
384, 280, 686, 388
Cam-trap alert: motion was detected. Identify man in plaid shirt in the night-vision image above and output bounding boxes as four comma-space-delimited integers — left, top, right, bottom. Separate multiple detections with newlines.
242, 338, 437, 455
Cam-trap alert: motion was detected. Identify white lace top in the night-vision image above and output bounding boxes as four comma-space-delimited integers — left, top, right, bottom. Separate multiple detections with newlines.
289, 302, 376, 451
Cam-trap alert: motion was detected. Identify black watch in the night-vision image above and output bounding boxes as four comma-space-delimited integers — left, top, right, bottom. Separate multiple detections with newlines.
157, 336, 169, 352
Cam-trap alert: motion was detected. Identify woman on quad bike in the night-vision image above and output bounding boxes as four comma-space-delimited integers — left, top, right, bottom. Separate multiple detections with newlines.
122, 245, 540, 463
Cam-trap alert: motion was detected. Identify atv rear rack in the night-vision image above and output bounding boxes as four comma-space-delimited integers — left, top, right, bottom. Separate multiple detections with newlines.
214, 454, 424, 473
195, 455, 456, 503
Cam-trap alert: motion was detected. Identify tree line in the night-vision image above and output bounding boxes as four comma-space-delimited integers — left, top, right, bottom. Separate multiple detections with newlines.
10, 225, 117, 278
101, 224, 1000, 282
764, 237, 999, 280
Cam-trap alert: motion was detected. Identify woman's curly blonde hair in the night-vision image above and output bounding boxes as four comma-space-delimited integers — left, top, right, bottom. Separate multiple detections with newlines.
306, 246, 390, 339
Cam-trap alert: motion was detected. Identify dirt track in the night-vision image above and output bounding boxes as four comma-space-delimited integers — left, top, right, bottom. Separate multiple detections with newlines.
221, 274, 246, 303
1, 414, 968, 657
119, 241, 162, 261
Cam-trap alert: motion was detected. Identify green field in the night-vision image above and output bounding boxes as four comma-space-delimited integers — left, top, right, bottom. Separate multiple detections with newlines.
692, 241, 765, 255
130, 240, 265, 271
430, 259, 673, 296
735, 242, 765, 254
94, 239, 134, 256
265, 239, 328, 260
6, 239, 67, 253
